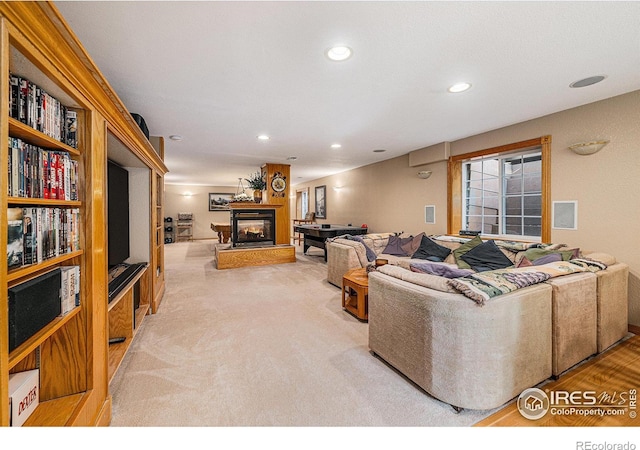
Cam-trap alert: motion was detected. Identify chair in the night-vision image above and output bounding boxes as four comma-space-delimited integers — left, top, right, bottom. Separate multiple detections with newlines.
292, 212, 316, 245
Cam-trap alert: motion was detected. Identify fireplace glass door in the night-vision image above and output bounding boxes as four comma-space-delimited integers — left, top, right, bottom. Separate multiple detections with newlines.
232, 209, 276, 247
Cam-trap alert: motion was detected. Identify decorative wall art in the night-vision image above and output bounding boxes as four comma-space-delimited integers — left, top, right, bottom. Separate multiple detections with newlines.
315, 185, 326, 219
209, 193, 234, 211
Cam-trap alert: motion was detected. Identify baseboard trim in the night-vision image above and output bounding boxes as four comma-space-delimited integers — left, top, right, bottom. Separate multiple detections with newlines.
628, 324, 640, 335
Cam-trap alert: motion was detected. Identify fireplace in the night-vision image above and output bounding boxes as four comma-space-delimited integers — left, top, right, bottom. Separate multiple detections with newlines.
232, 209, 276, 248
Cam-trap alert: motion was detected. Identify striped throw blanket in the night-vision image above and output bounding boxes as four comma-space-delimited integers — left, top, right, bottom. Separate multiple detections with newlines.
448, 259, 607, 306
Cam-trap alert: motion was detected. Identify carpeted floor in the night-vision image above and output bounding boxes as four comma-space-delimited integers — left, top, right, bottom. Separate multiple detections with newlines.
109, 240, 500, 426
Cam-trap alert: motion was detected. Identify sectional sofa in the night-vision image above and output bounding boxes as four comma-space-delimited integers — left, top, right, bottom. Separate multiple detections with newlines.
326, 233, 629, 410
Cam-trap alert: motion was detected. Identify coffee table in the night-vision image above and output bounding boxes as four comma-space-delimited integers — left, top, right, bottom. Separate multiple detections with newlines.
342, 267, 369, 321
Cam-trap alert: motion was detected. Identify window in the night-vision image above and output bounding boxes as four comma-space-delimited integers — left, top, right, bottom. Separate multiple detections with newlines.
301, 190, 308, 218
463, 151, 542, 239
448, 136, 551, 242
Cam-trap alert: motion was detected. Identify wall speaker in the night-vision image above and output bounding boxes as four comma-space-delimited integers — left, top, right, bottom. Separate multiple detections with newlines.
552, 201, 578, 230
9, 268, 62, 352
425, 205, 436, 224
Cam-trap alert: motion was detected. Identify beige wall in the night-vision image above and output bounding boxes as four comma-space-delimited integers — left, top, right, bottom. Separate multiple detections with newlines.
165, 184, 236, 240
290, 90, 640, 327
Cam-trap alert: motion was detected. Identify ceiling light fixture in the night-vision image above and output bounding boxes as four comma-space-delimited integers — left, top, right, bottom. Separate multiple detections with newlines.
257, 134, 270, 141
373, 149, 386, 153
569, 75, 606, 88
326, 45, 352, 62
286, 156, 297, 161
169, 135, 183, 141
331, 144, 342, 149
448, 82, 472, 93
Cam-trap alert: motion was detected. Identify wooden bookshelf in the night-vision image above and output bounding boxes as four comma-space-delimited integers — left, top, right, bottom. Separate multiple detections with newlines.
0, 2, 168, 427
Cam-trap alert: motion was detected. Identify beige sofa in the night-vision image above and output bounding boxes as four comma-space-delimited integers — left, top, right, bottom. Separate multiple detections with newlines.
326, 233, 629, 410
369, 266, 552, 410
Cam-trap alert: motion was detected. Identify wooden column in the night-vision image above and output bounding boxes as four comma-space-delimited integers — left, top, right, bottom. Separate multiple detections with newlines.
261, 163, 290, 245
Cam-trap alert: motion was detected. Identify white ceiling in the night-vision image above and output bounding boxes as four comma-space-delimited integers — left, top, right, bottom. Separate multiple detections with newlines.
54, 1, 640, 187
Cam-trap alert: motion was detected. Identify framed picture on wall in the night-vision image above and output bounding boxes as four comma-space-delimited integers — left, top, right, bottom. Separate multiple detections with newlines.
315, 185, 326, 219
209, 193, 233, 211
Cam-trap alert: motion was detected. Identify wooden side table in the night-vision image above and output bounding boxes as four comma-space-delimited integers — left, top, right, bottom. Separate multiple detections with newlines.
342, 268, 369, 321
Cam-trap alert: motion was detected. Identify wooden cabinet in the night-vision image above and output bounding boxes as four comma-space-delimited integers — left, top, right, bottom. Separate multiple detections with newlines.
0, 2, 167, 426
151, 168, 165, 313
108, 265, 150, 382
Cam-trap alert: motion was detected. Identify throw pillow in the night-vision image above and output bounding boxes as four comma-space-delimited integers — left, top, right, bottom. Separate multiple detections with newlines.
453, 235, 483, 269
400, 232, 425, 257
459, 240, 514, 272
517, 257, 533, 268
522, 247, 578, 262
411, 235, 452, 262
532, 253, 563, 265
381, 235, 407, 256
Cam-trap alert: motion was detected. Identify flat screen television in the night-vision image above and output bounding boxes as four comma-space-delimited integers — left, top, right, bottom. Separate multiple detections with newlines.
107, 160, 130, 268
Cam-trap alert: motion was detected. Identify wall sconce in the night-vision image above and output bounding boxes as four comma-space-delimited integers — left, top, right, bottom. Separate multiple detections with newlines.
333, 186, 343, 191
417, 170, 432, 179
568, 140, 609, 156
183, 192, 193, 197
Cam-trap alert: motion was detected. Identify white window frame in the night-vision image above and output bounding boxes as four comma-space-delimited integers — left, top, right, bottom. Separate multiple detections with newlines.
448, 136, 551, 243
462, 149, 542, 241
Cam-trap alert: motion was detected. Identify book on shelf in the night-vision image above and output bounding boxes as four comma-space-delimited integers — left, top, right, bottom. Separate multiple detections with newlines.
72, 265, 80, 307
60, 265, 80, 314
22, 207, 37, 265
7, 207, 80, 270
18, 76, 28, 125
7, 208, 24, 269
65, 110, 77, 149
7, 137, 79, 200
9, 73, 76, 148
9, 74, 19, 120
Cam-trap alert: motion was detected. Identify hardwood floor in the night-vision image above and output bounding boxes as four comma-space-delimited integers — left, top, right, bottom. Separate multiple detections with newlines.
476, 334, 640, 427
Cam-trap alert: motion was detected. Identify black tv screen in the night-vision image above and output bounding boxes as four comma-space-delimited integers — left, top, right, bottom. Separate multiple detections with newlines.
107, 160, 130, 268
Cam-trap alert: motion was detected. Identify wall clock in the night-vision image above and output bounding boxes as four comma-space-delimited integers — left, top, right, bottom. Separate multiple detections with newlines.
271, 175, 286, 192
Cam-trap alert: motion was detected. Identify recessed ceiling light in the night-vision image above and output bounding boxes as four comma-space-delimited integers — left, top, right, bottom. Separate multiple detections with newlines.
331, 144, 342, 149
448, 82, 472, 93
570, 75, 606, 88
257, 134, 270, 141
326, 46, 352, 62
169, 135, 183, 141
373, 149, 386, 153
